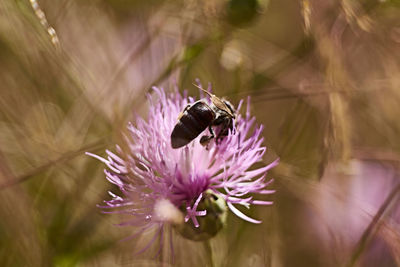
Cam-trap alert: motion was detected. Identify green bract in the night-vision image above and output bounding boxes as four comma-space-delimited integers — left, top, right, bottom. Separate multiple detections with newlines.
175, 190, 228, 241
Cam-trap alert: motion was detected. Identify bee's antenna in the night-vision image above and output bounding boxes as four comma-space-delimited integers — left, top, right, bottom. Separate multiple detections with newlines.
192, 83, 213, 97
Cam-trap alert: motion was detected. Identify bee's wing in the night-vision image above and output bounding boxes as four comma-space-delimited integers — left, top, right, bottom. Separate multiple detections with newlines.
210, 96, 233, 117
192, 83, 234, 117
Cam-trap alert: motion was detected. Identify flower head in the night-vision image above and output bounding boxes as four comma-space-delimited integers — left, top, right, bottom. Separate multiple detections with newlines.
87, 84, 278, 251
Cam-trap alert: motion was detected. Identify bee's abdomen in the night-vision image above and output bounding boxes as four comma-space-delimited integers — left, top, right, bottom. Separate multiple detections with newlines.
171, 102, 214, 148
186, 102, 214, 130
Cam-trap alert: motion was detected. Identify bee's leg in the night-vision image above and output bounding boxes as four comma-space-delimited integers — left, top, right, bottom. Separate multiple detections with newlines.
200, 126, 215, 147
216, 118, 232, 144
232, 117, 236, 134
208, 125, 215, 138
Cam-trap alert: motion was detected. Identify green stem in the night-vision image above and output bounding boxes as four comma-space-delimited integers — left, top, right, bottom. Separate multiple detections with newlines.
203, 240, 215, 267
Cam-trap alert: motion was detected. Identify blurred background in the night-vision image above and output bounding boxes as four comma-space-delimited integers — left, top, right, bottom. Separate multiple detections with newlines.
1, 0, 400, 266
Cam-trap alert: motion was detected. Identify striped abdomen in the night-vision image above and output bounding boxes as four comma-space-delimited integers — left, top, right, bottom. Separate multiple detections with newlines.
171, 102, 215, 148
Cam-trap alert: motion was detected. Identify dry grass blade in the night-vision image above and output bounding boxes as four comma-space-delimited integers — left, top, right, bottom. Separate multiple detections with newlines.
347, 183, 400, 267
0, 139, 108, 190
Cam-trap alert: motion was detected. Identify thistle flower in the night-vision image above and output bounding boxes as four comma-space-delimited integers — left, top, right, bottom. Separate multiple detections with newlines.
87, 84, 278, 252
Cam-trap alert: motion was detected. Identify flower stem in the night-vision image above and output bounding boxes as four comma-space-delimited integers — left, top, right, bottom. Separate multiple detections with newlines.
203, 240, 215, 267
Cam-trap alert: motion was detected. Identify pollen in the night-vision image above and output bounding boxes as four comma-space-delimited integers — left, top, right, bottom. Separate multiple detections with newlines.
153, 199, 184, 225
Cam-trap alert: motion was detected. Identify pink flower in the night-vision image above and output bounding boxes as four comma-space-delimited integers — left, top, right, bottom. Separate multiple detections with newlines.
87, 84, 278, 252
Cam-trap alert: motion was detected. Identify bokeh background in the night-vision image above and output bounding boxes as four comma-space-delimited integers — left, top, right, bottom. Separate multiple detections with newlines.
1, 0, 400, 266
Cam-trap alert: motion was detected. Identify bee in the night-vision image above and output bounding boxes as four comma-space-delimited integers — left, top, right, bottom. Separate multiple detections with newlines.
170, 85, 235, 149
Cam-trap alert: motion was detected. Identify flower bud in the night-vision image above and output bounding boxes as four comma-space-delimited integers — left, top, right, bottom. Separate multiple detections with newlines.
175, 190, 228, 241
